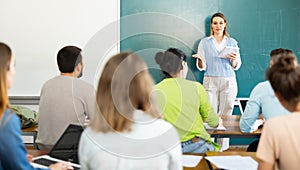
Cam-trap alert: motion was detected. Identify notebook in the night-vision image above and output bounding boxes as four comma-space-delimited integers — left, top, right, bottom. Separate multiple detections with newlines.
31, 124, 84, 170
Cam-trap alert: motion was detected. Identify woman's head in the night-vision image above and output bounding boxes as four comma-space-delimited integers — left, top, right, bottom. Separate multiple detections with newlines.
0, 42, 15, 117
90, 52, 160, 132
210, 12, 229, 37
269, 48, 296, 67
155, 48, 188, 78
266, 54, 300, 111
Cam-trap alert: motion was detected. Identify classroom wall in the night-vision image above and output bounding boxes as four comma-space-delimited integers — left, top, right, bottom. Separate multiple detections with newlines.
120, 0, 300, 97
1, 0, 119, 96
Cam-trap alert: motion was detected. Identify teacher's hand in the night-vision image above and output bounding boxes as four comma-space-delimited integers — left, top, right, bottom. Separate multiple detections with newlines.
226, 52, 237, 61
192, 54, 202, 60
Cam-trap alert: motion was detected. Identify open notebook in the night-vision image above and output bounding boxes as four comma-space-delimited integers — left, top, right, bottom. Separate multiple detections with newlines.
31, 124, 84, 170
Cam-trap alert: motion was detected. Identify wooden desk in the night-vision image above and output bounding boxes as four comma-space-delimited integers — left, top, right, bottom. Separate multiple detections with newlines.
207, 115, 262, 138
183, 154, 209, 170
27, 149, 49, 157
22, 125, 38, 149
206, 151, 258, 170
183, 152, 258, 170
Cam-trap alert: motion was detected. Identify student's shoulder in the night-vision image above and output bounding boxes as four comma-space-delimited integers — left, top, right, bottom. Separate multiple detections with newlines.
251, 81, 272, 93
1, 109, 20, 129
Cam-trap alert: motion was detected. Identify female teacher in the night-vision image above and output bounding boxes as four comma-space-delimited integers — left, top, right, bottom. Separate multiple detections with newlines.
192, 12, 242, 151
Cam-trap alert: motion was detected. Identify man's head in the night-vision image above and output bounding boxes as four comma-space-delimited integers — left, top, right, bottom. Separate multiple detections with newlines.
270, 48, 295, 67
57, 46, 83, 78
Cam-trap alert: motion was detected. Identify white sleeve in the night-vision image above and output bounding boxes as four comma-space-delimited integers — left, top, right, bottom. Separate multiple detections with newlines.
196, 41, 206, 71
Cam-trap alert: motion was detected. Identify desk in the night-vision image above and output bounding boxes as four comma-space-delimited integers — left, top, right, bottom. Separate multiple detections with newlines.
183, 152, 257, 170
22, 125, 38, 149
207, 115, 262, 138
27, 149, 49, 157
183, 153, 209, 170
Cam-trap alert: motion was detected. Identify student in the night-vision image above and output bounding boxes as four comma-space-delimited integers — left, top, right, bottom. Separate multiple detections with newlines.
0, 42, 72, 170
257, 53, 300, 170
36, 46, 95, 150
192, 12, 242, 151
154, 48, 220, 153
79, 52, 182, 170
240, 48, 295, 133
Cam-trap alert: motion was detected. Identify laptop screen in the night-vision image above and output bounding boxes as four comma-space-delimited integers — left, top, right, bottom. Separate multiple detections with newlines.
48, 124, 84, 164
238, 98, 248, 114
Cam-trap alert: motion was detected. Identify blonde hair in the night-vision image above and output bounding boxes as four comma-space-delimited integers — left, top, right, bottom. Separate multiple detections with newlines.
209, 12, 230, 37
0, 42, 12, 120
90, 52, 161, 132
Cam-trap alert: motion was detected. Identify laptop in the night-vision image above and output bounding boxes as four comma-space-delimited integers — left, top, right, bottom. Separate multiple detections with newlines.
32, 124, 84, 170
237, 98, 248, 115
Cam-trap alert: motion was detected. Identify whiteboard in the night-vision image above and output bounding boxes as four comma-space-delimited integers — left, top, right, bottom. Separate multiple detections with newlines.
0, 0, 120, 96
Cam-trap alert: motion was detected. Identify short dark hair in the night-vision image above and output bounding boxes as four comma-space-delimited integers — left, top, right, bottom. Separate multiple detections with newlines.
266, 53, 300, 109
155, 48, 187, 78
57, 46, 82, 73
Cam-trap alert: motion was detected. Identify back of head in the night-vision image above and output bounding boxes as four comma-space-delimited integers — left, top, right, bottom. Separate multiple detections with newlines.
57, 46, 82, 73
270, 48, 296, 66
91, 52, 160, 132
155, 48, 186, 78
266, 54, 300, 110
0, 42, 12, 117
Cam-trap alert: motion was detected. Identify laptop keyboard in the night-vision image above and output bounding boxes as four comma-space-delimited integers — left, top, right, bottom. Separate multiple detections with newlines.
33, 158, 80, 170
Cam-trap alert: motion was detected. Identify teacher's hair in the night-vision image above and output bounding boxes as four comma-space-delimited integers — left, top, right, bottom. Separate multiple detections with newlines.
90, 52, 161, 132
210, 12, 230, 37
0, 42, 12, 118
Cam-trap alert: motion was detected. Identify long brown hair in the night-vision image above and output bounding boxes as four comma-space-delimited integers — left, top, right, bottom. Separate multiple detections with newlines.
209, 12, 230, 37
0, 42, 12, 120
90, 52, 161, 132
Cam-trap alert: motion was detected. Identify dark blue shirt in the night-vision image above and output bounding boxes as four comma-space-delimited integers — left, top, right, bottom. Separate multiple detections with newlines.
0, 109, 48, 170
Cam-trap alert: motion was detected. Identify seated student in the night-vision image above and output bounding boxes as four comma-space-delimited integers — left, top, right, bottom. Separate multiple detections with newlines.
79, 52, 182, 170
36, 46, 95, 150
240, 48, 296, 133
257, 53, 300, 169
0, 42, 72, 170
154, 48, 221, 153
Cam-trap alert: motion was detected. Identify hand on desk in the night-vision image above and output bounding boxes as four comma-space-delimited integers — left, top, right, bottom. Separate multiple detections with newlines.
253, 119, 264, 132
27, 154, 33, 163
49, 162, 74, 170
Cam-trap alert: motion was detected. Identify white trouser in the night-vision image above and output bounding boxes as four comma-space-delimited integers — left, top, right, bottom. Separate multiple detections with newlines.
203, 76, 237, 151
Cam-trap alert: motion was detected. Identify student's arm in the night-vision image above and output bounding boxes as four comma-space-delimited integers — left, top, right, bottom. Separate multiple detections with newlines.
1, 114, 48, 170
84, 84, 96, 119
256, 120, 276, 170
258, 160, 274, 170
197, 83, 219, 127
239, 85, 262, 132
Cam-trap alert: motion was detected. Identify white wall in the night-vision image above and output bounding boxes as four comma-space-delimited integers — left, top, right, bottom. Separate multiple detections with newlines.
0, 0, 119, 96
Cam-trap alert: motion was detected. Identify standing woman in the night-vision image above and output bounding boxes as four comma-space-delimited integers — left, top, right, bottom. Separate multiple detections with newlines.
0, 42, 71, 170
192, 12, 242, 151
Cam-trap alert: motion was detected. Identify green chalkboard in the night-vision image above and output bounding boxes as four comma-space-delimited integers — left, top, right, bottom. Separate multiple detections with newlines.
120, 0, 300, 97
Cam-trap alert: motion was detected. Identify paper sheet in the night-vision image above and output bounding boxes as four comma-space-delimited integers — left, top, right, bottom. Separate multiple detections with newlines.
218, 46, 239, 58
182, 155, 203, 167
203, 122, 226, 130
205, 155, 258, 170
